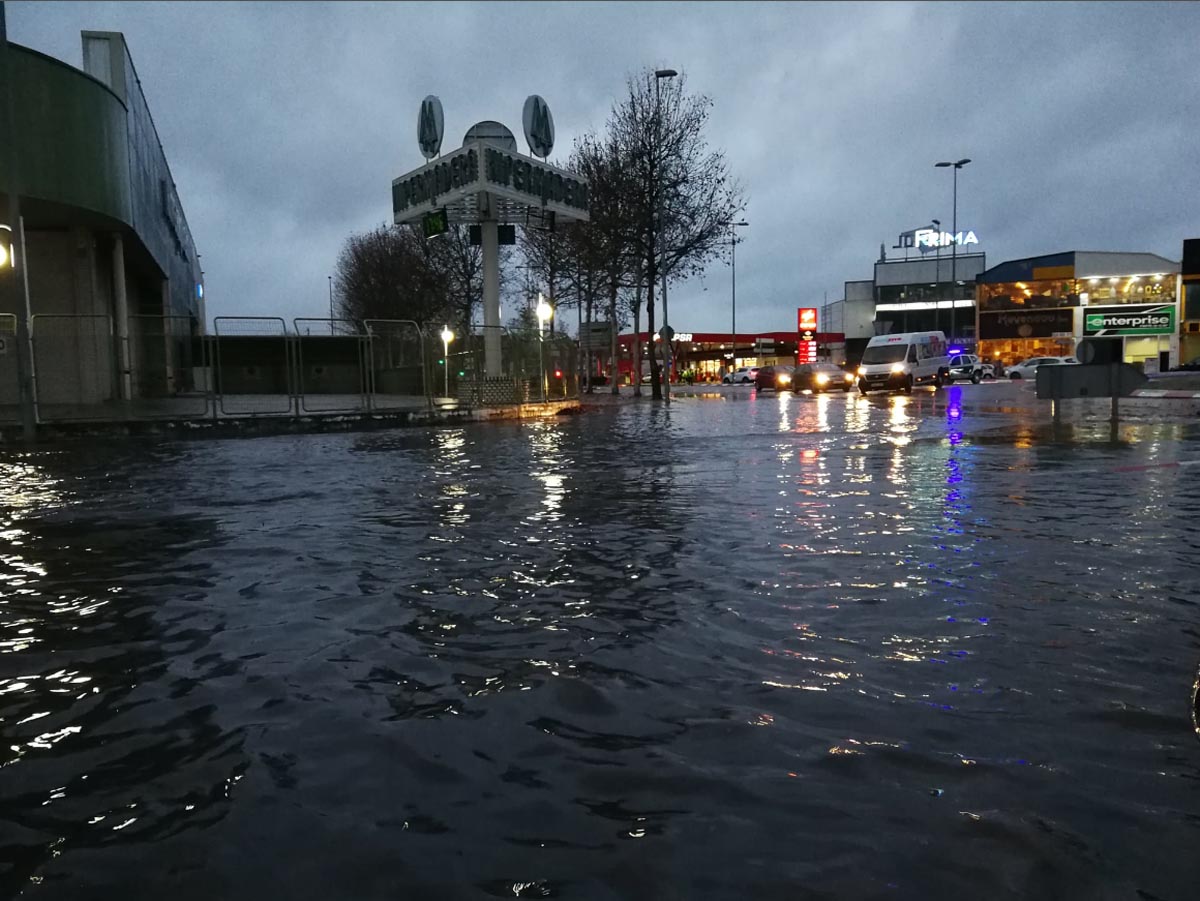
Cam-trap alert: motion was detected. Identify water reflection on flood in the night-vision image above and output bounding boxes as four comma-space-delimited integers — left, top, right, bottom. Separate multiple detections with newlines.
2, 393, 1200, 898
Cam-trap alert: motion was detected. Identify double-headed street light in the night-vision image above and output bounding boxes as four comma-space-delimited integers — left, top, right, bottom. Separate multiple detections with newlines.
536, 293, 554, 402
726, 220, 749, 375
935, 158, 971, 342
440, 325, 455, 398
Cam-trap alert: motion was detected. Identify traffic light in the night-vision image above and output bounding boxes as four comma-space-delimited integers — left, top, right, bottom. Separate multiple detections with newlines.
554, 368, 563, 379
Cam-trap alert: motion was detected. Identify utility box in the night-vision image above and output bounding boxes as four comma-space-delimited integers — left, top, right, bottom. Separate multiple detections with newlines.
1036, 362, 1146, 400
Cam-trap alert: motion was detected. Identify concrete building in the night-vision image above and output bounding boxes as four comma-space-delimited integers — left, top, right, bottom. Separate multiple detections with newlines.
1, 29, 203, 416
822, 238, 986, 364
976, 251, 1180, 369
1181, 239, 1200, 365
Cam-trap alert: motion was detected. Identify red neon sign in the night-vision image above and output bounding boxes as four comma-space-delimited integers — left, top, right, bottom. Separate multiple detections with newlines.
798, 307, 818, 362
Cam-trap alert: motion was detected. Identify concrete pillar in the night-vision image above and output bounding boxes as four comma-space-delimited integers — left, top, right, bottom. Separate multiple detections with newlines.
481, 215, 501, 378
162, 278, 176, 392
112, 234, 132, 400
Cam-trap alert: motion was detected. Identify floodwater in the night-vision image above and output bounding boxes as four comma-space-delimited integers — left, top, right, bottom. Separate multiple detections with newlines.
2, 384, 1199, 900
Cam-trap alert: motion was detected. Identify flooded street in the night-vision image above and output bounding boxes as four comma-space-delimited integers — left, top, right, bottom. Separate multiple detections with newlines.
3, 384, 1200, 899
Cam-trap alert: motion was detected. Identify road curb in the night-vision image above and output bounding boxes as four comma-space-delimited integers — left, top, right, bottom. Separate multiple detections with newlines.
1132, 389, 1200, 399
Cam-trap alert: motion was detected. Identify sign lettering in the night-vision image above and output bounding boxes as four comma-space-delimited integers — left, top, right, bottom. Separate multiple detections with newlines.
913, 228, 979, 253
483, 147, 589, 212
1082, 303, 1176, 337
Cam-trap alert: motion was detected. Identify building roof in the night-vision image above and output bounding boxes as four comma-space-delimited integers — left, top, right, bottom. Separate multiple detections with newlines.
979, 251, 1179, 284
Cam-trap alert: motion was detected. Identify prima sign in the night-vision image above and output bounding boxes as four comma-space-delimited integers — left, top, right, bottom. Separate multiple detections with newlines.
913, 228, 979, 252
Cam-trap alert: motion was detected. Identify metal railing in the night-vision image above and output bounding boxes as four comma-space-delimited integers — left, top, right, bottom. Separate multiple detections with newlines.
128, 314, 209, 419
0, 314, 19, 424
30, 314, 118, 422
294, 318, 369, 413
213, 316, 293, 415
364, 319, 430, 412
1, 313, 580, 430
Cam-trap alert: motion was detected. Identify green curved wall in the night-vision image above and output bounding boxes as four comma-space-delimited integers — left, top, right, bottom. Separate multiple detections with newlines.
0, 45, 132, 224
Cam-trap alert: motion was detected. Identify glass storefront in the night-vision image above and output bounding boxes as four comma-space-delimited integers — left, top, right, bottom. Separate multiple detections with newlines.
979, 275, 1176, 312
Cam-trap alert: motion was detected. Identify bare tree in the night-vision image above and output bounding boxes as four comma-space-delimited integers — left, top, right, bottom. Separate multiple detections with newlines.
333, 224, 450, 331
429, 226, 483, 338
607, 69, 744, 398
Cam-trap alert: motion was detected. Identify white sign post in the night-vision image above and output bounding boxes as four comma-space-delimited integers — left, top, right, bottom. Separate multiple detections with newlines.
392, 105, 588, 383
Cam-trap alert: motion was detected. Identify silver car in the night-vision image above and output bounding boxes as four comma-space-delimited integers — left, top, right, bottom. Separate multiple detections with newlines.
1007, 356, 1078, 379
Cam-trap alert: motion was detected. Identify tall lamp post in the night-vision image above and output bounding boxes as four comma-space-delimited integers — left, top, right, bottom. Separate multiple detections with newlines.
726, 220, 749, 376
440, 325, 454, 398
931, 218, 941, 333
536, 293, 553, 402
655, 68, 677, 403
935, 158, 970, 343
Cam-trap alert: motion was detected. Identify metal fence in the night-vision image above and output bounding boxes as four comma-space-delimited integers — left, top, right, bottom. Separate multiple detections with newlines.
31, 314, 118, 422
1, 313, 579, 429
294, 317, 369, 413
0, 314, 18, 424
213, 316, 292, 415
364, 319, 429, 411
128, 314, 208, 419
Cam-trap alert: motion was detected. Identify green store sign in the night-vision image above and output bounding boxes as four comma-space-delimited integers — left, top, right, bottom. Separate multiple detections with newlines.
1083, 303, 1175, 337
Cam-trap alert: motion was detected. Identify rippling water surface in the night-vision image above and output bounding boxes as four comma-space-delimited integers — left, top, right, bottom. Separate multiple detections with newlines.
3, 389, 1199, 899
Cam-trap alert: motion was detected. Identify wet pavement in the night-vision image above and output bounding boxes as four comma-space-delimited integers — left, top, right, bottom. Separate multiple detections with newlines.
2, 382, 1199, 899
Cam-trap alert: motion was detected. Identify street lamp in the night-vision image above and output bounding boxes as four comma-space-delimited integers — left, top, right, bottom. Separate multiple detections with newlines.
655, 68, 677, 403
536, 293, 553, 402
935, 158, 971, 342
440, 325, 454, 398
931, 218, 941, 333
726, 220, 749, 375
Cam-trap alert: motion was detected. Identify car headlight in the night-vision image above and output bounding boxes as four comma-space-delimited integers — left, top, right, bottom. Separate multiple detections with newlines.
890, 362, 906, 374
844, 373, 853, 381
777, 374, 791, 385
856, 366, 865, 377
815, 373, 829, 385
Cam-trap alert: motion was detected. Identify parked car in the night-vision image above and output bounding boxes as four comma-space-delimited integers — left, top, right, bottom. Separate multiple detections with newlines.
755, 365, 795, 392
1007, 356, 1078, 379
1176, 356, 1200, 372
946, 353, 988, 384
792, 362, 855, 393
723, 366, 759, 385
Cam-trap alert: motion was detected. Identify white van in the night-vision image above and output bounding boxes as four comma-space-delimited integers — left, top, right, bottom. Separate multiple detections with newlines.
856, 331, 950, 394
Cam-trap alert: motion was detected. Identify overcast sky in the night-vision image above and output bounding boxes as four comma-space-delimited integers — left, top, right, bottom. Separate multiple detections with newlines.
9, 1, 1199, 333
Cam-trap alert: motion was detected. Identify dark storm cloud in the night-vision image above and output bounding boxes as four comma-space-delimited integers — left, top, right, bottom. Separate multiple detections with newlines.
9, 1, 1198, 331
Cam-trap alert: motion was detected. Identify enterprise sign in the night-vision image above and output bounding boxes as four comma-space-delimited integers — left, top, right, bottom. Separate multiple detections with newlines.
1083, 303, 1176, 337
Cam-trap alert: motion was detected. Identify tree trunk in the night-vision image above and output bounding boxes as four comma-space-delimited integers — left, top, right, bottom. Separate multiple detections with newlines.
646, 256, 660, 400
608, 279, 620, 395
632, 280, 642, 397
584, 286, 594, 394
